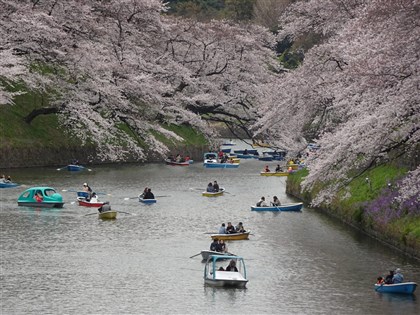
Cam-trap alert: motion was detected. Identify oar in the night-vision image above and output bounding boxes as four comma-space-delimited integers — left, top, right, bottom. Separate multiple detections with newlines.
117, 211, 132, 215
190, 188, 204, 191
56, 166, 67, 171
84, 212, 98, 216
203, 232, 216, 234
189, 252, 202, 259
62, 189, 111, 196
155, 195, 171, 198
123, 197, 138, 200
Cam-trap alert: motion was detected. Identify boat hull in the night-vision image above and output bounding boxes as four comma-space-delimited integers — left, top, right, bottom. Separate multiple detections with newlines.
78, 198, 105, 207
204, 278, 248, 288
165, 159, 189, 166
251, 203, 303, 212
260, 172, 289, 176
374, 282, 417, 294
66, 164, 85, 171
201, 250, 234, 261
204, 162, 239, 168
0, 182, 19, 188
139, 198, 157, 204
202, 188, 225, 197
210, 232, 250, 240
98, 211, 117, 219
18, 201, 64, 208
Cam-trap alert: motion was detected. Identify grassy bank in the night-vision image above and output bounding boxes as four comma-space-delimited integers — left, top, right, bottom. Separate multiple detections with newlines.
286, 165, 420, 259
0, 89, 208, 168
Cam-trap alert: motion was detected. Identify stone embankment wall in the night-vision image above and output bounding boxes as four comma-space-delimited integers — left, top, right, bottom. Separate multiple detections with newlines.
0, 143, 209, 169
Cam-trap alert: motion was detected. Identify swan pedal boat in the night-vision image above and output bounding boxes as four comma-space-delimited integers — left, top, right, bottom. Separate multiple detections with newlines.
202, 188, 225, 197
98, 210, 117, 220
260, 171, 289, 176
251, 202, 303, 212
210, 231, 250, 241
374, 282, 417, 294
18, 187, 64, 208
204, 255, 248, 288
164, 159, 190, 166
77, 197, 106, 208
0, 182, 20, 188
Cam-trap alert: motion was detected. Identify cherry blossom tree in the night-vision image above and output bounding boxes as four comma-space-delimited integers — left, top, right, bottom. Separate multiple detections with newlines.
0, 0, 279, 160
255, 0, 420, 206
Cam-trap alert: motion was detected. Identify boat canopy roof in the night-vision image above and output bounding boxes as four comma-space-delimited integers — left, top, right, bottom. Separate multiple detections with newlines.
208, 255, 244, 262
22, 187, 56, 192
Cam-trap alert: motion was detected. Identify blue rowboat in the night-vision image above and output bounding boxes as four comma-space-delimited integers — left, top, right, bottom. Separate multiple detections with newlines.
0, 182, 20, 188
374, 282, 417, 294
235, 154, 258, 159
204, 162, 239, 168
18, 187, 64, 208
221, 148, 231, 153
234, 149, 258, 155
258, 156, 273, 161
139, 197, 157, 204
251, 202, 303, 212
67, 164, 86, 171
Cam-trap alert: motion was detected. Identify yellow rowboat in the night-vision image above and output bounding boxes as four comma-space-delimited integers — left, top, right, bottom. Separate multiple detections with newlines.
202, 188, 225, 197
288, 163, 300, 170
98, 211, 117, 219
210, 231, 250, 241
260, 171, 289, 176
228, 157, 240, 163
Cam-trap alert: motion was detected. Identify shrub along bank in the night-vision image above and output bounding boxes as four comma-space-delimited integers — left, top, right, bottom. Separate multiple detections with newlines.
286, 166, 420, 260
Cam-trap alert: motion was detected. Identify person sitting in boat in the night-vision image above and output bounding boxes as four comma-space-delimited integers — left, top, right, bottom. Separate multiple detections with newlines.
143, 188, 155, 199
34, 191, 43, 203
90, 192, 99, 203
257, 196, 268, 207
218, 223, 226, 234
218, 151, 224, 159
264, 165, 270, 173
235, 222, 246, 233
83, 183, 93, 200
392, 268, 404, 284
139, 187, 148, 198
175, 154, 182, 162
210, 238, 219, 252
384, 270, 394, 284
98, 202, 111, 213
206, 182, 214, 193
271, 196, 281, 206
213, 181, 220, 192
243, 149, 248, 155
1, 174, 6, 183
226, 222, 236, 234
226, 260, 238, 272
376, 277, 384, 285
6, 175, 12, 182
275, 165, 283, 172
217, 240, 227, 252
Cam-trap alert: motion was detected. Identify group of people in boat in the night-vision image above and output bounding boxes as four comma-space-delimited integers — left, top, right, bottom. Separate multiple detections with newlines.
218, 260, 238, 272
256, 196, 281, 207
167, 154, 191, 163
377, 268, 404, 285
210, 238, 227, 253
140, 187, 155, 199
206, 181, 220, 192
263, 165, 284, 173
218, 222, 246, 234
1, 174, 12, 183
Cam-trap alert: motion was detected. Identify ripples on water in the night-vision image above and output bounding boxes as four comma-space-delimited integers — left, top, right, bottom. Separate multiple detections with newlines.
1, 150, 420, 314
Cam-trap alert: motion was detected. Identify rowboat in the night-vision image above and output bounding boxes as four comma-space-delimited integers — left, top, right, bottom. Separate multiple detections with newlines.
204, 255, 248, 288
260, 171, 289, 176
139, 196, 157, 204
18, 187, 64, 208
251, 202, 303, 212
77, 191, 89, 198
202, 187, 225, 197
374, 282, 417, 294
252, 142, 271, 148
258, 155, 273, 161
210, 231, 250, 241
221, 148, 231, 153
0, 182, 20, 188
201, 250, 235, 261
98, 210, 117, 220
204, 162, 239, 168
221, 140, 236, 146
235, 154, 258, 159
66, 164, 87, 171
228, 157, 240, 164
77, 197, 106, 208
164, 159, 190, 166
233, 149, 258, 155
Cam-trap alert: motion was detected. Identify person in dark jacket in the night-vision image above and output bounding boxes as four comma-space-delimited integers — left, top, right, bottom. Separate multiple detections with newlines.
144, 188, 155, 199
226, 260, 238, 272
